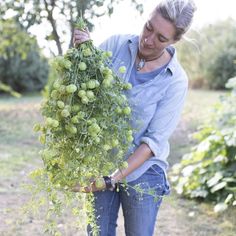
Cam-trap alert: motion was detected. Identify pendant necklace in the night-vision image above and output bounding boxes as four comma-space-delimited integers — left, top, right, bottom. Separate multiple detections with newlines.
137, 50, 165, 71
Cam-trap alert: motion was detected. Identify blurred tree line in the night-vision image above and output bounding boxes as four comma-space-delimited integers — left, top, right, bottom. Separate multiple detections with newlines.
0, 0, 143, 93
0, 0, 143, 56
0, 19, 49, 92
0, 0, 236, 93
177, 18, 236, 90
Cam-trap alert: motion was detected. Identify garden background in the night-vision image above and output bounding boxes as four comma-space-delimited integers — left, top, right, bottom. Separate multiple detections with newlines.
0, 0, 236, 235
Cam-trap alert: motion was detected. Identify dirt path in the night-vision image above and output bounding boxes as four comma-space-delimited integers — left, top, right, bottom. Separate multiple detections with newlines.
0, 96, 235, 236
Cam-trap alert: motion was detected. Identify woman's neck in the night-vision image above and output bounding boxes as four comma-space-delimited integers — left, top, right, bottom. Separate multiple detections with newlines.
136, 49, 170, 73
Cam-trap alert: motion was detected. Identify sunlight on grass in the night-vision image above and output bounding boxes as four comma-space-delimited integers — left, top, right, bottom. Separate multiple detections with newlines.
183, 89, 226, 125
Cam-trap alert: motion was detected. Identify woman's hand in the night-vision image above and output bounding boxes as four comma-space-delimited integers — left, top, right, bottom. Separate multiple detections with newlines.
72, 177, 106, 193
73, 28, 90, 46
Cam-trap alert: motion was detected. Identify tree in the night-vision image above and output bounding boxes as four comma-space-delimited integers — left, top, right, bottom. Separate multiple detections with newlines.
176, 18, 236, 89
0, 0, 143, 56
0, 19, 49, 92
201, 19, 236, 89
206, 47, 236, 89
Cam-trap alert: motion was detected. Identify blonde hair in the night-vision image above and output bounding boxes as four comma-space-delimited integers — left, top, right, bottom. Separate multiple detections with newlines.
155, 0, 197, 40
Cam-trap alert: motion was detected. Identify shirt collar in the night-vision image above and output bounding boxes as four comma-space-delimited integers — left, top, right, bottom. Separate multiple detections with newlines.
164, 46, 179, 76
128, 35, 178, 76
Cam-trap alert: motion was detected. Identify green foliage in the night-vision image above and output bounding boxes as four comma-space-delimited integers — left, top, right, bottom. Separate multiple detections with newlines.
29, 19, 133, 234
172, 77, 236, 212
0, 19, 49, 92
35, 43, 132, 187
177, 18, 236, 90
176, 30, 204, 88
0, 82, 21, 97
0, 0, 143, 55
206, 47, 236, 90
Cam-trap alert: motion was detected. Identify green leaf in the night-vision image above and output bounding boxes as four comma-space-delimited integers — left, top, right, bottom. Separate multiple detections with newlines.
214, 202, 228, 213
210, 181, 227, 193
190, 189, 208, 198
207, 172, 223, 188
224, 193, 233, 204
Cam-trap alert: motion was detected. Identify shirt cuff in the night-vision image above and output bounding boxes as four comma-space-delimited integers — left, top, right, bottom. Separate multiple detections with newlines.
140, 137, 159, 157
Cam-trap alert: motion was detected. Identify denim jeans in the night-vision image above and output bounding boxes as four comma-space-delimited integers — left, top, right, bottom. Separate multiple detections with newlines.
87, 164, 170, 236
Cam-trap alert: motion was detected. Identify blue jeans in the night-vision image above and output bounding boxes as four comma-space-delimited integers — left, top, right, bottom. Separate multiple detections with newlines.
87, 164, 170, 236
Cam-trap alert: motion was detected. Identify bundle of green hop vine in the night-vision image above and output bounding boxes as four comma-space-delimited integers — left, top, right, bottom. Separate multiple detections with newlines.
29, 19, 133, 234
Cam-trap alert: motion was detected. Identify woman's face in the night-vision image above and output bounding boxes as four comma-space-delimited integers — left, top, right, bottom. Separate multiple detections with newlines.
139, 11, 178, 59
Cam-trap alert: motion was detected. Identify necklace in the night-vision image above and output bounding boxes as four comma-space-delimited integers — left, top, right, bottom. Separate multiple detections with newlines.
136, 50, 165, 71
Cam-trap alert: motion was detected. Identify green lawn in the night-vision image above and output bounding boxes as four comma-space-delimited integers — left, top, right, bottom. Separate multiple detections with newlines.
0, 89, 235, 236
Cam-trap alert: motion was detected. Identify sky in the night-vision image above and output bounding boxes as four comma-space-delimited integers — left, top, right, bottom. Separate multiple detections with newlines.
27, 0, 236, 55
90, 0, 236, 46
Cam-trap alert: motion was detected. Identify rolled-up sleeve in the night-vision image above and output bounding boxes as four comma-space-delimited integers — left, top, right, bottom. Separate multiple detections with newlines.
140, 78, 188, 157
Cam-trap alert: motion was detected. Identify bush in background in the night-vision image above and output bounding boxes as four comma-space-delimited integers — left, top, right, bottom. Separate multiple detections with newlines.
0, 19, 49, 93
171, 77, 236, 212
205, 47, 236, 90
177, 18, 236, 90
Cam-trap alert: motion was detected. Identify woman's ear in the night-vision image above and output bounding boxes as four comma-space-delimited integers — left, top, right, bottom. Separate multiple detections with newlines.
173, 37, 181, 44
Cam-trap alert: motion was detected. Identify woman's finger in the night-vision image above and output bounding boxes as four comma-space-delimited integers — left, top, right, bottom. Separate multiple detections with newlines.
73, 29, 90, 45
83, 186, 92, 192
71, 184, 82, 192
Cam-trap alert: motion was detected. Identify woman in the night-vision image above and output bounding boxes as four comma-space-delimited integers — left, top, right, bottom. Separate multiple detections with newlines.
73, 0, 196, 235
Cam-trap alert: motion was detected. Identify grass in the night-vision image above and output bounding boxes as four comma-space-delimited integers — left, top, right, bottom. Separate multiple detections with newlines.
168, 89, 226, 165
0, 89, 235, 236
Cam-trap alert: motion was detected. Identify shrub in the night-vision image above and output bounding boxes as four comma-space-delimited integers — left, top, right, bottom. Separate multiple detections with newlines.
177, 19, 236, 90
205, 48, 236, 90
172, 77, 236, 212
0, 19, 49, 93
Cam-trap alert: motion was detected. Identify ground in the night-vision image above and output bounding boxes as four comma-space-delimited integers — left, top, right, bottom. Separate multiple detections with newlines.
0, 90, 235, 236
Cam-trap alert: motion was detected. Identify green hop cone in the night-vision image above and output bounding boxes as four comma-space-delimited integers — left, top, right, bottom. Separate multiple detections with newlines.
79, 62, 87, 71
83, 48, 92, 57
87, 80, 97, 89
61, 109, 70, 117
123, 83, 132, 90
52, 120, 59, 128
57, 101, 65, 109
95, 177, 105, 189
111, 139, 119, 147
53, 81, 61, 89
33, 123, 41, 132
86, 90, 95, 100
71, 116, 79, 124
81, 83, 87, 90
123, 107, 131, 115
66, 84, 77, 93
78, 90, 86, 98
39, 134, 46, 144
119, 66, 126, 74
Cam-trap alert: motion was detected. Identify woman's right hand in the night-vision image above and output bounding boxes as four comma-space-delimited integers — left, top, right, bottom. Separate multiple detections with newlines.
73, 28, 91, 46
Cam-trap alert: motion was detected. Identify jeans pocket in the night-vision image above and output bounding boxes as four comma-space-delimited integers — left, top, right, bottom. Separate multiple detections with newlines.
128, 165, 170, 203
150, 164, 170, 196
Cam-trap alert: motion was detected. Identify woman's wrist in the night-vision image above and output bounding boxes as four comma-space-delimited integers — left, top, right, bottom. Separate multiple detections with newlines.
103, 176, 117, 190
110, 169, 125, 183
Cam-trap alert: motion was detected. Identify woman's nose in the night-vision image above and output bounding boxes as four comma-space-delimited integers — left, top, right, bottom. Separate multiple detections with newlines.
144, 35, 155, 46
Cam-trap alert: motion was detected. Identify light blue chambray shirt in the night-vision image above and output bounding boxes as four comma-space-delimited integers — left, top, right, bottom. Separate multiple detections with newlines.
99, 34, 188, 182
